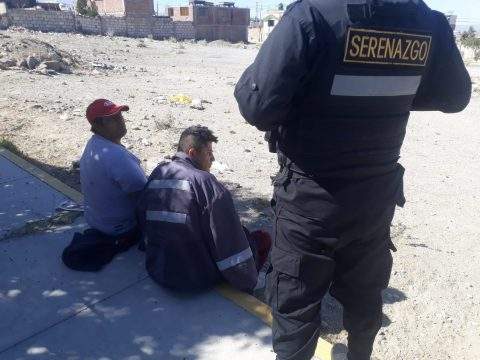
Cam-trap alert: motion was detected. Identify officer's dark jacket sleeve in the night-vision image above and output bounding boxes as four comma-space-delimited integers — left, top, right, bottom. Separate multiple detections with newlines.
412, 12, 472, 113
204, 185, 258, 292
234, 4, 320, 131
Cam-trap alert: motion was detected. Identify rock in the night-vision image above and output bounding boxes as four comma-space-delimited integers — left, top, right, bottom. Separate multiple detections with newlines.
26, 55, 39, 70
141, 138, 152, 146
132, 126, 141, 131
158, 95, 168, 104
0, 59, 16, 68
36, 65, 53, 76
60, 113, 70, 121
30, 104, 42, 110
190, 98, 205, 110
146, 159, 159, 173
71, 160, 80, 170
211, 161, 230, 173
17, 58, 28, 68
41, 60, 70, 74
91, 62, 114, 70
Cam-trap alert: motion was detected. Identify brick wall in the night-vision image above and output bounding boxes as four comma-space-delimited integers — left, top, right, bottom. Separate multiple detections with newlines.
168, 6, 193, 22
101, 15, 127, 36
123, 0, 153, 17
7, 9, 75, 32
0, 9, 248, 42
93, 0, 154, 17
196, 24, 247, 42
151, 16, 173, 39
191, 5, 249, 42
125, 15, 152, 37
193, 6, 249, 26
94, 0, 124, 16
173, 21, 195, 40
75, 16, 102, 34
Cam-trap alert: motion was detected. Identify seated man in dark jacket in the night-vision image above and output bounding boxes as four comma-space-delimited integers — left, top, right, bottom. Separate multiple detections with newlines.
137, 125, 268, 292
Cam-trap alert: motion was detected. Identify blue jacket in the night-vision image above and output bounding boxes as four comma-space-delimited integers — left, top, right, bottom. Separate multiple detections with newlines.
235, 0, 471, 178
137, 153, 258, 292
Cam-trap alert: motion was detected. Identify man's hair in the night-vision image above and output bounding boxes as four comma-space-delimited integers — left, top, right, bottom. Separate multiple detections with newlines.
90, 114, 121, 133
177, 125, 218, 152
90, 116, 105, 133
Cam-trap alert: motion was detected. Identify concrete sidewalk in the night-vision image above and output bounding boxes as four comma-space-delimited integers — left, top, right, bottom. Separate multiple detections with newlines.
0, 151, 277, 360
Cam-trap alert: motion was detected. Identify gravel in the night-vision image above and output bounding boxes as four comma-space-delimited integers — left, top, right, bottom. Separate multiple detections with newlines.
0, 28, 479, 360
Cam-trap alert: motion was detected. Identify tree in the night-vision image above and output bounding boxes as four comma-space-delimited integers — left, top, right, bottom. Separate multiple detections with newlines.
467, 26, 476, 38
459, 26, 480, 61
76, 0, 98, 17
278, 3, 284, 11
460, 26, 478, 47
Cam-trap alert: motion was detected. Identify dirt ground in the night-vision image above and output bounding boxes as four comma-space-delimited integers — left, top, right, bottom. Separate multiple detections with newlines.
1, 28, 479, 360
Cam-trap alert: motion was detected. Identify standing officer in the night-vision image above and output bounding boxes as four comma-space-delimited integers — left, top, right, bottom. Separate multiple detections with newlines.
234, 1, 471, 360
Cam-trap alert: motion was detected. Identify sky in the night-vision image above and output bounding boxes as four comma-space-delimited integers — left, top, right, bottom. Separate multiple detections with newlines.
59, 0, 480, 29
152, 0, 480, 16
426, 0, 480, 29
149, 0, 480, 28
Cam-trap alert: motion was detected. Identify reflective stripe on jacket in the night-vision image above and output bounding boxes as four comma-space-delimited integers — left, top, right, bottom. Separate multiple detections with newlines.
137, 153, 258, 292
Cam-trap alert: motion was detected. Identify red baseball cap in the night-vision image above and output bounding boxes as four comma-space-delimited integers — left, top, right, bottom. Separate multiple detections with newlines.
86, 99, 129, 124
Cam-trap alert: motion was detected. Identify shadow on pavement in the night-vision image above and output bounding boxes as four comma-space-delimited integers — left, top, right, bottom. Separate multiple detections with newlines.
0, 227, 273, 360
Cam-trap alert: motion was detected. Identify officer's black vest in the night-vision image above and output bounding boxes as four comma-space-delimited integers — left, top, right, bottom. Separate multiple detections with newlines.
278, 0, 435, 178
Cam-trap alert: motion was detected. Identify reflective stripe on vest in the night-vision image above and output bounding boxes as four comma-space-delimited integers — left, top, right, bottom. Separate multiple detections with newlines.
331, 75, 422, 97
216, 247, 253, 271
146, 210, 187, 224
148, 179, 191, 191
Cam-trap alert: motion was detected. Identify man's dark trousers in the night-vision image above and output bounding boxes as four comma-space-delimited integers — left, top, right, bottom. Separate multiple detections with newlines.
266, 165, 405, 360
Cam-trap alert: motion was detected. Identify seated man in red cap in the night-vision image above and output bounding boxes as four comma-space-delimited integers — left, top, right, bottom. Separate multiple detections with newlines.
62, 99, 147, 271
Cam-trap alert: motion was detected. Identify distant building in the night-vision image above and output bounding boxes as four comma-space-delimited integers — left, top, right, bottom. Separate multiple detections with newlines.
2, 0, 66, 11
36, 1, 61, 11
4, 0, 36, 8
167, 1, 250, 42
59, 2, 73, 11
248, 8, 285, 43
93, 0, 154, 17
248, 18, 262, 43
261, 9, 283, 40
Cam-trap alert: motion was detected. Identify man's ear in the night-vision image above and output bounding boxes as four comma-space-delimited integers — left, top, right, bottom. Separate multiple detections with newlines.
187, 147, 197, 158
